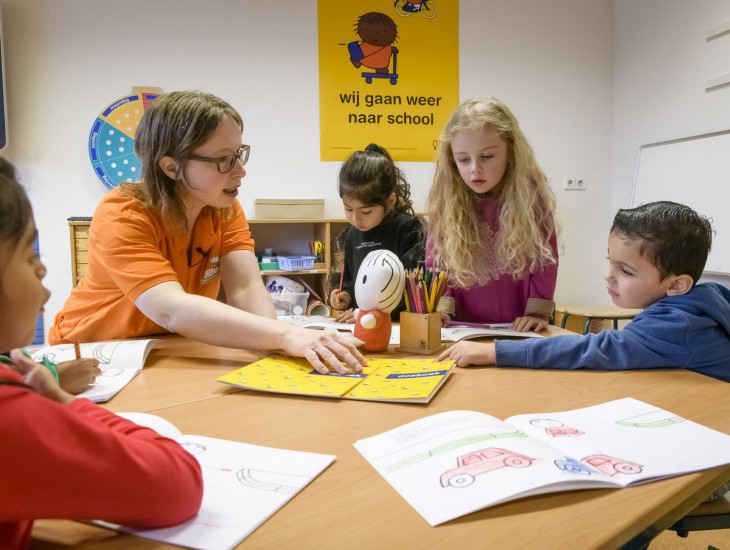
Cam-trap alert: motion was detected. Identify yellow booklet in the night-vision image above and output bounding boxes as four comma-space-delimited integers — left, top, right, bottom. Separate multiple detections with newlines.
218, 355, 455, 404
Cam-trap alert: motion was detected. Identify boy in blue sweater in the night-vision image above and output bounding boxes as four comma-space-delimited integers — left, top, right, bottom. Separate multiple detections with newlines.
438, 201, 730, 382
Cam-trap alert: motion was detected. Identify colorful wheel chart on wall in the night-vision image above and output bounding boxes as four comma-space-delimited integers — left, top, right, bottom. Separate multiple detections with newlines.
88, 87, 162, 189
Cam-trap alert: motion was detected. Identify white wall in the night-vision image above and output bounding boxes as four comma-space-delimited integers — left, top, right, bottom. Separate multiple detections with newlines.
2, 0, 614, 341
612, 0, 730, 287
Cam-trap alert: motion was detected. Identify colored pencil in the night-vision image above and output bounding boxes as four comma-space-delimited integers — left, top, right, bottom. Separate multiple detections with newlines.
403, 268, 447, 314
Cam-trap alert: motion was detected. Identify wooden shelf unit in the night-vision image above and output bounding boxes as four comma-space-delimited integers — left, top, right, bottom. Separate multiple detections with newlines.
68, 217, 92, 287
68, 217, 350, 305
248, 218, 349, 304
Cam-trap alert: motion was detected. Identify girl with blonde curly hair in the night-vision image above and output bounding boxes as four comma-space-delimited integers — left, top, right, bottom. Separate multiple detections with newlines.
426, 98, 558, 332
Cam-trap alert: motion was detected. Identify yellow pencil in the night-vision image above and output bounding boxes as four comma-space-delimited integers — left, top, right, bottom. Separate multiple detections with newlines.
424, 280, 435, 313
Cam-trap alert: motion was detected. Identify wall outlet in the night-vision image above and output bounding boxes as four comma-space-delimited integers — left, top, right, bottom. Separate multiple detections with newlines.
563, 176, 586, 191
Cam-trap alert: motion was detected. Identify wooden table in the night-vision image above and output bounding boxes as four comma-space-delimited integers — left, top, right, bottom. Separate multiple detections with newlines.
32, 328, 730, 550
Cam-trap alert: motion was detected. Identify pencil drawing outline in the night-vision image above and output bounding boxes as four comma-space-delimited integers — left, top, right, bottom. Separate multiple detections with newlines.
440, 447, 535, 488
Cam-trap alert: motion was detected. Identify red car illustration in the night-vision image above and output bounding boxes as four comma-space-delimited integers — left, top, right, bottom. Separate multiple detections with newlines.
440, 447, 534, 488
582, 454, 643, 476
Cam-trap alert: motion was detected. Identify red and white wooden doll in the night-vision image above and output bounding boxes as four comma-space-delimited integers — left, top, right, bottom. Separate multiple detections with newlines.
353, 250, 405, 352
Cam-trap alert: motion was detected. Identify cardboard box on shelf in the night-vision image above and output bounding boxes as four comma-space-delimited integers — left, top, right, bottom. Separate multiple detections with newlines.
254, 199, 325, 220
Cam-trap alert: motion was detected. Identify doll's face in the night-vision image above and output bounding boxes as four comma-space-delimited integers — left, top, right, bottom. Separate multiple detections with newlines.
354, 250, 405, 313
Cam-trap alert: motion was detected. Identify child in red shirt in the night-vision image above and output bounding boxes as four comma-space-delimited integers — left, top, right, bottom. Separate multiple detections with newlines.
0, 157, 203, 548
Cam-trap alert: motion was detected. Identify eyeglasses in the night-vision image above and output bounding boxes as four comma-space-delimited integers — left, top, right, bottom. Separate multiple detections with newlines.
188, 144, 250, 173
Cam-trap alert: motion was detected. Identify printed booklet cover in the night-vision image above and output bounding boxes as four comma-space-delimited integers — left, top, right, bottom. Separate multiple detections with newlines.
218, 354, 454, 404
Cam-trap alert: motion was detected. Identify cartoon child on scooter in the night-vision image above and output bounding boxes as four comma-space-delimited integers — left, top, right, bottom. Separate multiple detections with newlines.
348, 12, 398, 75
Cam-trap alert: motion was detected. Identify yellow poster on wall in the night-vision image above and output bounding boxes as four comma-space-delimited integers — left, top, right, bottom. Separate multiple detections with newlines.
318, 0, 459, 162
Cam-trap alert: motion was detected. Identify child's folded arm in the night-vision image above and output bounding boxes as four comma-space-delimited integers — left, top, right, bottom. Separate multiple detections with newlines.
0, 386, 203, 527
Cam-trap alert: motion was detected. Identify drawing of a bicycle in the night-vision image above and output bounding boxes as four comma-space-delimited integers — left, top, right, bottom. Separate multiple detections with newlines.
394, 0, 438, 19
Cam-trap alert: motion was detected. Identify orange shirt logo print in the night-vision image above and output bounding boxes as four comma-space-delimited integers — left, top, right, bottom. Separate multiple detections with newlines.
201, 255, 220, 284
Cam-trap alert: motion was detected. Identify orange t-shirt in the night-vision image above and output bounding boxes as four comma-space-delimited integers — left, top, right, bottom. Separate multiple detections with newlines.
49, 187, 255, 344
359, 43, 393, 70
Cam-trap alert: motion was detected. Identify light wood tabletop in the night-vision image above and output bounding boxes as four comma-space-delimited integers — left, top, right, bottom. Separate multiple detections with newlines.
32, 328, 730, 550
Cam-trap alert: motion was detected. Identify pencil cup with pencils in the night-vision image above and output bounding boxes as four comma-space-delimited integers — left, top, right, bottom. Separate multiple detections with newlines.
396, 268, 447, 354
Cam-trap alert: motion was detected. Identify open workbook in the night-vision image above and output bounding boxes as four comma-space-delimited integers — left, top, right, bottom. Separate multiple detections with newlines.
97, 412, 335, 550
278, 315, 542, 343
218, 354, 454, 404
277, 314, 354, 331
354, 397, 730, 526
439, 324, 543, 341
30, 339, 158, 402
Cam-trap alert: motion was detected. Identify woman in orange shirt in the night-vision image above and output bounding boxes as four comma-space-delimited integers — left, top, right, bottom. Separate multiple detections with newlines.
51, 91, 364, 375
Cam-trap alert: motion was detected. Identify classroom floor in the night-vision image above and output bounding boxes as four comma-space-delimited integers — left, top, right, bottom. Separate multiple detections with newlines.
649, 528, 729, 549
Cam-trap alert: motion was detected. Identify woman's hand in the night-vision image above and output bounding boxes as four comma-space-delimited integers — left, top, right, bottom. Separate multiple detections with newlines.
281, 328, 366, 375
438, 341, 496, 368
57, 358, 102, 394
9, 349, 75, 404
513, 315, 549, 333
329, 289, 352, 310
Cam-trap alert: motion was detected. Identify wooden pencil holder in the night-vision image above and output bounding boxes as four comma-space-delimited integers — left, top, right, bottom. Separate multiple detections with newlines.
395, 312, 445, 354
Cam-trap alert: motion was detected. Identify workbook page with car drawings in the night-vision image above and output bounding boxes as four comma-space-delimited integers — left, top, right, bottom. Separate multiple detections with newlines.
30, 339, 158, 402
354, 398, 730, 525
97, 413, 335, 550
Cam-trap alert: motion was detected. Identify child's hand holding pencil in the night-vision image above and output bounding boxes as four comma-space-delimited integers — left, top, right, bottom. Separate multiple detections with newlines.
329, 289, 352, 310
329, 265, 352, 313
56, 342, 102, 395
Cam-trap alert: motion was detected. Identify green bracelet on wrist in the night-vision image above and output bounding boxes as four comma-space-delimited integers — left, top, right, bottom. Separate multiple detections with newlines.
0, 349, 60, 382
19, 349, 60, 382
39, 356, 59, 382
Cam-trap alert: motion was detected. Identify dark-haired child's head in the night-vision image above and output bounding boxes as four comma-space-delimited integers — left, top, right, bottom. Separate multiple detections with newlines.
338, 143, 413, 232
611, 201, 713, 282
605, 201, 713, 309
0, 157, 32, 250
0, 157, 50, 350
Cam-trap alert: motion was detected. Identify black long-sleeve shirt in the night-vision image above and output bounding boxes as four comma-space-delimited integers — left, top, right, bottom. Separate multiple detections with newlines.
341, 212, 424, 318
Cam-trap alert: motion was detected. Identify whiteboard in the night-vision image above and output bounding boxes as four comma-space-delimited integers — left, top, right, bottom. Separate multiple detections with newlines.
631, 130, 730, 275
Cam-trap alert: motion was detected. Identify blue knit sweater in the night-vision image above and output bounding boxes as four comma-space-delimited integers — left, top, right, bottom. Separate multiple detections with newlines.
496, 283, 730, 382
